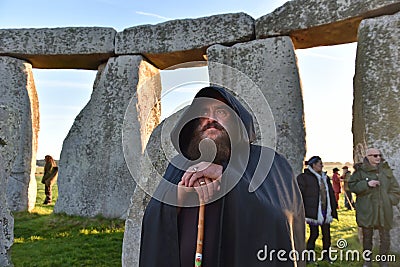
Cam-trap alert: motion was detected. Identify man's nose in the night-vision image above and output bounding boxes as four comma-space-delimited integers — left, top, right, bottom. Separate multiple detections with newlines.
206, 111, 219, 122
201, 117, 216, 128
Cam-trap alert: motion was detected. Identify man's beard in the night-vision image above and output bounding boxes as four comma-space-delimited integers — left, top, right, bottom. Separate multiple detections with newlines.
186, 121, 231, 165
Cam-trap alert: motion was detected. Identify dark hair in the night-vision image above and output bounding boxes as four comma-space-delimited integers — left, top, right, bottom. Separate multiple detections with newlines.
305, 156, 321, 166
45, 155, 56, 166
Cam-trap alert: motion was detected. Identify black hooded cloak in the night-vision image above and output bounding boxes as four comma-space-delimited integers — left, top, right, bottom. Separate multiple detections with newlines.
139, 86, 305, 267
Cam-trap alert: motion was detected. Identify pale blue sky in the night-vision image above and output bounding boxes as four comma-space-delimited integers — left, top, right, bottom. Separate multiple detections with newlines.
0, 0, 356, 163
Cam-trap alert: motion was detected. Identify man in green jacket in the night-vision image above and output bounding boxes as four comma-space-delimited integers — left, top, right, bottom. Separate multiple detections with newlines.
349, 148, 400, 267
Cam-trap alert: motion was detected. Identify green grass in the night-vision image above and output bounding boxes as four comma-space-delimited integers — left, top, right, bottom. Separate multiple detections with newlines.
306, 196, 400, 267
11, 169, 125, 267
10, 167, 399, 266
308, 204, 360, 266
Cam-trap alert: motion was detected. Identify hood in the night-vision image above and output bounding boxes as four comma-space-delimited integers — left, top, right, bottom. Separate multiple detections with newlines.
170, 86, 256, 155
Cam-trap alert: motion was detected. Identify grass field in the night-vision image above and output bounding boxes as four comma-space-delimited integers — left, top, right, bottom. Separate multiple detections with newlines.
10, 165, 399, 266
11, 167, 125, 267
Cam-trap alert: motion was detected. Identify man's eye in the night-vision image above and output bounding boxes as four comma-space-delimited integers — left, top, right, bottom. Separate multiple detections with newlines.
216, 109, 228, 118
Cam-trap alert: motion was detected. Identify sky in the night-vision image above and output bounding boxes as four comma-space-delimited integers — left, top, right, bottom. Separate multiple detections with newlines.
0, 0, 356, 163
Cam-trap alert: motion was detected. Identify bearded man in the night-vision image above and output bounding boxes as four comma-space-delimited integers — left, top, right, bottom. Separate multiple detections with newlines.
139, 86, 305, 266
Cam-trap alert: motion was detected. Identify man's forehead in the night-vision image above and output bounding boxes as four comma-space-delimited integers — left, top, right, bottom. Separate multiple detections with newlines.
194, 97, 230, 108
366, 148, 380, 154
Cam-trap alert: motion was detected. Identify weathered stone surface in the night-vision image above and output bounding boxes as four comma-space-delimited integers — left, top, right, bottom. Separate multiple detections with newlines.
256, 0, 400, 49
122, 187, 148, 267
115, 13, 255, 69
353, 12, 400, 252
207, 37, 305, 174
0, 56, 39, 212
54, 55, 161, 218
0, 27, 116, 69
0, 105, 20, 267
0, 153, 14, 267
122, 109, 181, 267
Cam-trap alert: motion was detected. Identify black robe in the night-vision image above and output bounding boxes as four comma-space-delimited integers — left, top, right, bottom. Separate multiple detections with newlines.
139, 86, 305, 267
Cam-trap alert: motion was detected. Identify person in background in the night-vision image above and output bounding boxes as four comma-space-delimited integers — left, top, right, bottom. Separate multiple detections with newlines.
297, 156, 338, 263
349, 148, 400, 267
341, 166, 354, 210
41, 155, 58, 205
332, 167, 341, 209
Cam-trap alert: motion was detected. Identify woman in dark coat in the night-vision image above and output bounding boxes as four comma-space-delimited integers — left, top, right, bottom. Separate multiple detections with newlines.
296, 156, 338, 262
41, 155, 58, 204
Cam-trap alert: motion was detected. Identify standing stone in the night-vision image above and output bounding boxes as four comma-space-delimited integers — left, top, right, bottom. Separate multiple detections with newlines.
0, 56, 39, 212
122, 109, 181, 267
0, 105, 21, 267
207, 37, 306, 174
353, 12, 400, 252
0, 151, 14, 267
54, 55, 161, 219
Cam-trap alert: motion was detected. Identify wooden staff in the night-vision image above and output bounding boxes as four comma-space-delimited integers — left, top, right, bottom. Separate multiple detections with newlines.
195, 201, 205, 267
344, 191, 355, 210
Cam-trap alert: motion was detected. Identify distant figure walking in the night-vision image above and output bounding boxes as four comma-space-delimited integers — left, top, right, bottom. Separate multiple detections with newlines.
41, 155, 58, 205
341, 166, 354, 210
332, 168, 341, 209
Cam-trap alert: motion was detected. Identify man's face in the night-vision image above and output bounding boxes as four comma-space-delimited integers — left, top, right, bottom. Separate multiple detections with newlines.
366, 148, 381, 166
185, 97, 236, 163
312, 160, 324, 173
194, 98, 235, 142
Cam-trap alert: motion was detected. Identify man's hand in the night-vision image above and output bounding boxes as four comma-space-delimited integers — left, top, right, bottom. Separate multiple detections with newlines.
181, 162, 222, 186
368, 180, 380, 187
179, 162, 222, 203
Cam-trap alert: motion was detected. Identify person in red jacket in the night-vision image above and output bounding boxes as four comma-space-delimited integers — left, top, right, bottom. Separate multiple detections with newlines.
332, 167, 341, 209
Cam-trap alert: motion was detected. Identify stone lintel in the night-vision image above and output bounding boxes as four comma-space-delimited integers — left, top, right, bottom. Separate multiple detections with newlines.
3, 53, 114, 70
115, 12, 255, 69
256, 1, 400, 49
289, 17, 359, 49
0, 27, 116, 70
143, 48, 208, 70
